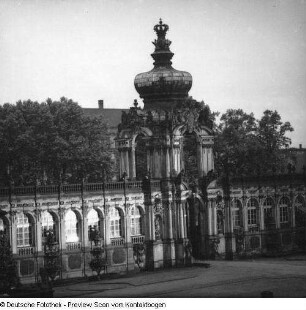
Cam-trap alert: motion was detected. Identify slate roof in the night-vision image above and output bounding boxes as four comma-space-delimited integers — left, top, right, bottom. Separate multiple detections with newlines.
83, 108, 128, 128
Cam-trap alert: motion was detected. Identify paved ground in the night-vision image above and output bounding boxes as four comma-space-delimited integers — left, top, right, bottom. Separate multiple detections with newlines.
53, 254, 306, 298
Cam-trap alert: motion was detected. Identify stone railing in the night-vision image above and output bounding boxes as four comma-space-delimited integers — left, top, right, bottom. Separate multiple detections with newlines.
66, 242, 82, 251
111, 237, 125, 246
0, 180, 160, 197
131, 235, 145, 244
18, 246, 35, 256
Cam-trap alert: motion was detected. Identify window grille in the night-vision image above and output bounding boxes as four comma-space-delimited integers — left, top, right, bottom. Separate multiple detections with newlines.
41, 211, 54, 232
247, 198, 258, 226
232, 199, 242, 228
110, 208, 122, 238
279, 197, 289, 224
263, 197, 275, 227
131, 206, 142, 236
16, 213, 32, 247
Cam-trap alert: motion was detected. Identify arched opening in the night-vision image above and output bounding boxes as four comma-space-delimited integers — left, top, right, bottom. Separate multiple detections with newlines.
182, 132, 198, 184
135, 134, 147, 180
279, 197, 290, 228
295, 196, 306, 227
0, 216, 7, 234
17, 213, 34, 247
41, 211, 57, 244
263, 197, 276, 230
87, 209, 103, 243
186, 198, 203, 259
109, 207, 123, 239
247, 198, 259, 231
130, 206, 143, 236
0, 216, 9, 244
65, 210, 80, 243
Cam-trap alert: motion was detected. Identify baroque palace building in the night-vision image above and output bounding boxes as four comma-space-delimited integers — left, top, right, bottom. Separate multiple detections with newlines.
0, 20, 305, 283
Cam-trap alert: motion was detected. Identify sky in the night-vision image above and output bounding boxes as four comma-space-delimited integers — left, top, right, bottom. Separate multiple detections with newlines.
0, 0, 305, 147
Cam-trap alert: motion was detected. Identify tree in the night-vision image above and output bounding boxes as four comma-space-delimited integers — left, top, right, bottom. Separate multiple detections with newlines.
0, 232, 19, 294
257, 110, 294, 174
214, 109, 294, 177
214, 109, 259, 177
0, 98, 115, 186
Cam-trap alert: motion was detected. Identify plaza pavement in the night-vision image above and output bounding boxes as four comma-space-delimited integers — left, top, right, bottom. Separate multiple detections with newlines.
53, 254, 306, 298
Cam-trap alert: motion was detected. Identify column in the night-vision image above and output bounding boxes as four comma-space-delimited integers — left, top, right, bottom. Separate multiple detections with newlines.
242, 200, 248, 232
125, 208, 131, 243
36, 212, 42, 252
10, 212, 17, 254
129, 147, 136, 179
167, 202, 173, 239
124, 150, 130, 177
275, 196, 280, 229
292, 199, 296, 228
104, 211, 111, 246
151, 206, 155, 241
146, 149, 151, 174
180, 204, 185, 239
259, 203, 265, 231
197, 143, 203, 177
59, 209, 66, 250
203, 147, 208, 175
145, 205, 151, 241
165, 147, 171, 178
82, 209, 89, 247
119, 150, 124, 177
213, 201, 218, 235
207, 200, 212, 235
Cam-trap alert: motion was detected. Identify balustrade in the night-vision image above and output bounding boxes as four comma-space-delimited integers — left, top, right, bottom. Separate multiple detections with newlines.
111, 237, 125, 246
131, 235, 145, 244
0, 180, 159, 197
18, 246, 35, 256
66, 242, 82, 251
38, 185, 58, 195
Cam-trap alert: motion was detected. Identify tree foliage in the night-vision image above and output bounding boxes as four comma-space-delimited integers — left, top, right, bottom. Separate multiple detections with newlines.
0, 97, 115, 186
0, 232, 19, 293
214, 109, 294, 177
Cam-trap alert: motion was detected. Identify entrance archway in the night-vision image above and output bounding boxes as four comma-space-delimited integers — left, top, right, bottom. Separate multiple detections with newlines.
186, 197, 204, 259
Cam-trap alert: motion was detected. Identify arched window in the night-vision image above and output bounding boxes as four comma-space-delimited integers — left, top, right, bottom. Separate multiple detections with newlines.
65, 210, 79, 242
0, 217, 5, 233
279, 197, 290, 226
87, 209, 101, 241
263, 197, 275, 229
247, 198, 259, 228
131, 206, 142, 236
110, 208, 122, 238
232, 199, 242, 229
295, 196, 306, 227
16, 213, 32, 247
41, 211, 54, 233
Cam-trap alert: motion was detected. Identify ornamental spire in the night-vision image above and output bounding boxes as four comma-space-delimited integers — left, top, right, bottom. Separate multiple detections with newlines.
151, 19, 174, 66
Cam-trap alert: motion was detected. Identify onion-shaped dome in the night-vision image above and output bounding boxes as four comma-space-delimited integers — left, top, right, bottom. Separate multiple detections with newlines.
134, 19, 192, 108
